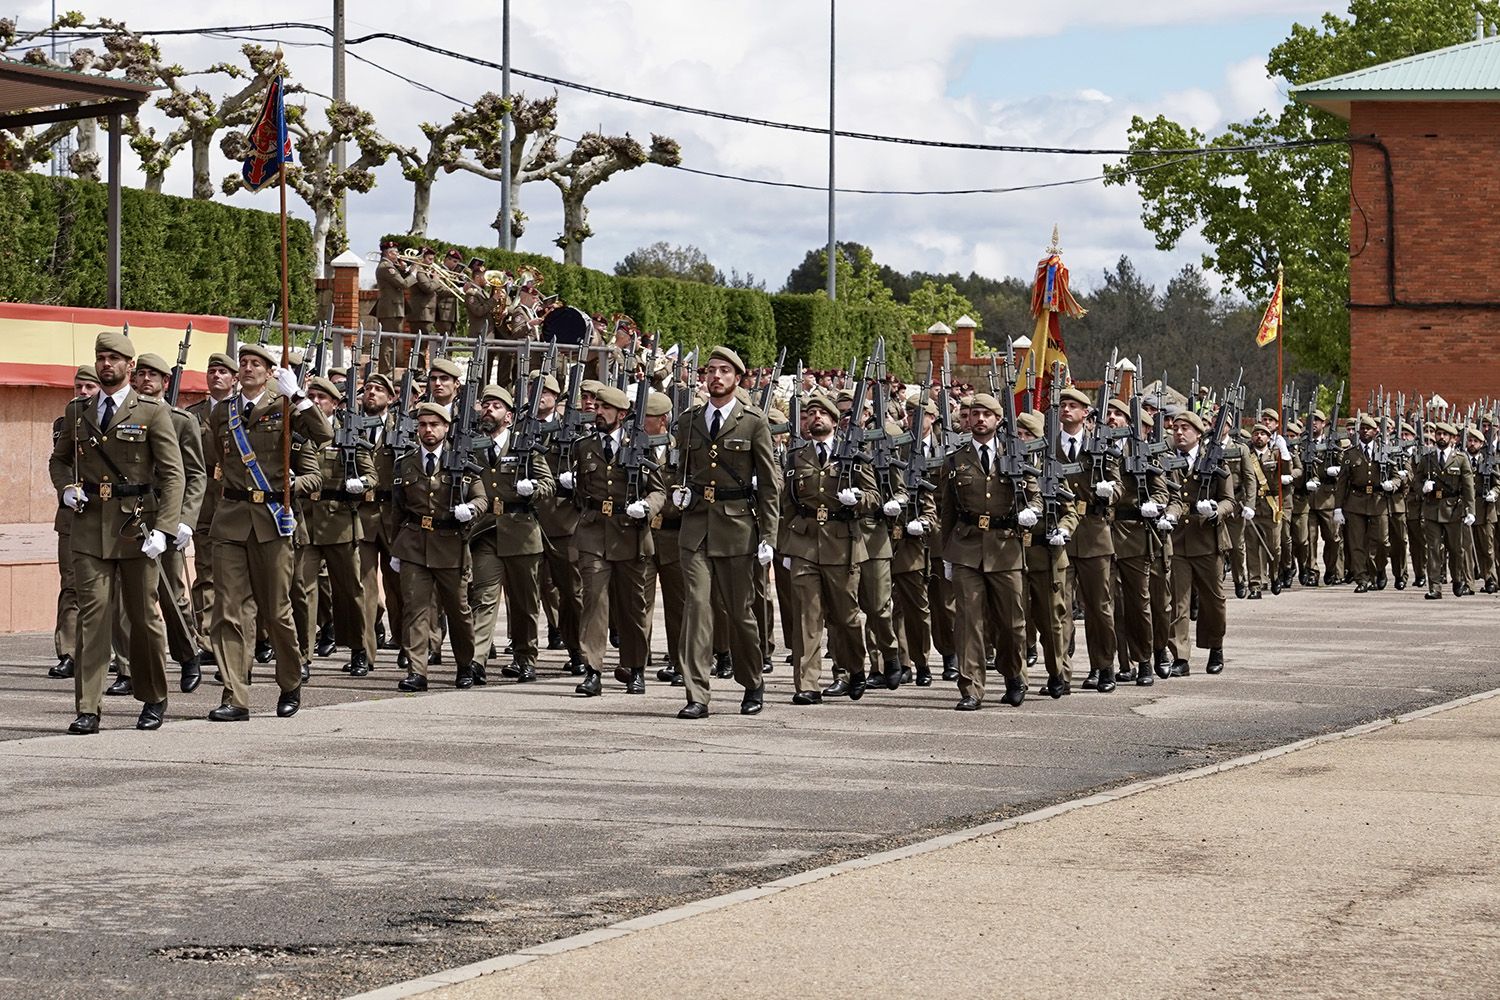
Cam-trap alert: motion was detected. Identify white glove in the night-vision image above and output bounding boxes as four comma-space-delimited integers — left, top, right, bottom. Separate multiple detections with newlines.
1093, 480, 1116, 499
1241, 505, 1256, 521
1381, 479, 1398, 492
1306, 479, 1320, 492
1332, 508, 1345, 526
756, 541, 773, 566
1423, 480, 1435, 494
1195, 500, 1217, 518
174, 522, 193, 550
1156, 516, 1176, 532
1463, 512, 1476, 526
454, 502, 476, 523
780, 556, 792, 570
1016, 508, 1038, 528
670, 486, 692, 509
1487, 489, 1498, 504
626, 500, 649, 519
389, 557, 401, 573
345, 477, 366, 494
62, 485, 85, 511
1047, 528, 1069, 546
882, 499, 904, 517
1280, 474, 1293, 485
559, 471, 575, 490
943, 560, 954, 581
141, 529, 167, 560
905, 519, 925, 536
272, 365, 300, 398
515, 478, 536, 497
1327, 465, 1342, 477
1140, 501, 1161, 518
837, 487, 860, 507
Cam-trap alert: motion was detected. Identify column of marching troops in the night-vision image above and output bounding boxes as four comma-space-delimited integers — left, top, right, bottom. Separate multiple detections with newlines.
46, 327, 1500, 734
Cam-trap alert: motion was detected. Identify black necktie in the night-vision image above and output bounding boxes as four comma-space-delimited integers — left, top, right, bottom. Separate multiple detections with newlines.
489, 441, 499, 465
981, 444, 991, 476
603, 435, 614, 463
425, 452, 436, 477
100, 395, 116, 430
709, 409, 721, 441
1066, 438, 1077, 463
817, 442, 828, 466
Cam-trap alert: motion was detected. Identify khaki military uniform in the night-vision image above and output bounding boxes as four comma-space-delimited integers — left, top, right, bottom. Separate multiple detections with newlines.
536, 429, 585, 666
1025, 491, 1082, 688
1418, 446, 1474, 595
295, 436, 377, 658
463, 280, 493, 342
649, 436, 687, 670
356, 412, 404, 654
469, 430, 555, 670
434, 266, 462, 334
408, 266, 441, 335
1169, 453, 1233, 662
1305, 441, 1344, 581
375, 259, 416, 370
186, 396, 225, 631
1470, 452, 1499, 589
1246, 444, 1283, 592
49, 389, 185, 716
1060, 430, 1119, 675
1110, 461, 1173, 667
51, 415, 78, 662
1334, 439, 1393, 587
889, 460, 940, 680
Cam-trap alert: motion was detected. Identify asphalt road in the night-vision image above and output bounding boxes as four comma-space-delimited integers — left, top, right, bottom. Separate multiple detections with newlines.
2, 583, 1496, 1000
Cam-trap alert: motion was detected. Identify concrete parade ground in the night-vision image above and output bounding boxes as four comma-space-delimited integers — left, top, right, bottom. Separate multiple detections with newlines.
1, 584, 1497, 999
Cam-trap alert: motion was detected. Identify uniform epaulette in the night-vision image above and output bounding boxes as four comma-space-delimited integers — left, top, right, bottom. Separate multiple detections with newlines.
136, 395, 161, 406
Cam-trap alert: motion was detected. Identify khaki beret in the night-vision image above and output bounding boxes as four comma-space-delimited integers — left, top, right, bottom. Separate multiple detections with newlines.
134, 352, 172, 377
206, 352, 235, 372
1259, 407, 1280, 421
969, 393, 1005, 417
1357, 413, 1378, 430
1015, 411, 1044, 437
1466, 425, 1485, 442
707, 345, 746, 375
835, 389, 855, 403
804, 393, 840, 418
646, 391, 672, 417
536, 374, 561, 396
305, 376, 343, 402
365, 372, 395, 394
581, 379, 605, 396
94, 330, 134, 359
768, 407, 787, 424
595, 385, 629, 410
1311, 408, 1328, 422
1399, 421, 1414, 435
287, 349, 305, 367
909, 399, 939, 417
1106, 397, 1130, 418
1174, 409, 1207, 433
1058, 385, 1091, 407
883, 419, 904, 438
415, 401, 452, 423
429, 357, 462, 380
329, 367, 348, 380
1435, 421, 1458, 436
75, 364, 99, 385
1287, 420, 1304, 435
481, 384, 513, 407
238, 342, 277, 367
1252, 423, 1272, 435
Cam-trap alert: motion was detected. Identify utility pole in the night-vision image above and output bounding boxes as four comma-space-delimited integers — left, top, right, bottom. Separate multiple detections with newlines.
500, 0, 513, 252
332, 0, 347, 272
826, 0, 836, 300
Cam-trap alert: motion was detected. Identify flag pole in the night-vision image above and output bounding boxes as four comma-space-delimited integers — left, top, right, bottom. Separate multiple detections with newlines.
1276, 261, 1285, 527
278, 73, 292, 516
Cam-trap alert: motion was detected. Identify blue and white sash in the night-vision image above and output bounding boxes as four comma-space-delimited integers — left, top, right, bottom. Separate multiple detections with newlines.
228, 395, 296, 537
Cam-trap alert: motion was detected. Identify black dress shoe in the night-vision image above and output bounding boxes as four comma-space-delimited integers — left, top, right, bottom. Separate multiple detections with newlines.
502, 641, 512, 656
197, 647, 216, 666
1248, 587, 1262, 600
883, 659, 902, 690
208, 703, 249, 722
501, 661, 521, 678
106, 676, 132, 697
1045, 677, 1071, 699
1000, 677, 1025, 707
1169, 659, 1190, 677
762, 657, 773, 674
375, 617, 388, 649
741, 685, 764, 715
314, 624, 337, 658
1136, 662, 1154, 687
955, 696, 981, 711
1154, 650, 1172, 679
1117, 662, 1136, 682
1026, 645, 1038, 667
614, 665, 634, 688
792, 690, 822, 705
655, 666, 678, 683
1096, 669, 1117, 694
1424, 589, 1443, 600
626, 668, 646, 695
517, 662, 537, 683
1394, 576, 1406, 590
1270, 576, 1282, 595
1082, 668, 1100, 690
547, 627, 565, 650
915, 666, 932, 687
397, 673, 428, 692
471, 661, 488, 687
1354, 581, 1368, 594
677, 701, 708, 719
276, 687, 301, 718
397, 650, 411, 672
576, 669, 602, 697
348, 649, 371, 677
109, 656, 119, 674
711, 652, 733, 679
1375, 575, 1388, 591
1414, 573, 1426, 587
847, 671, 868, 701
68, 713, 100, 735
180, 655, 202, 694
941, 655, 959, 682
428, 648, 443, 666
300, 661, 311, 683
1206, 649, 1224, 674
864, 670, 889, 691
254, 639, 273, 663
1234, 581, 1246, 599
49, 655, 75, 679
1459, 583, 1475, 597
565, 654, 587, 677
822, 676, 850, 697
455, 665, 476, 689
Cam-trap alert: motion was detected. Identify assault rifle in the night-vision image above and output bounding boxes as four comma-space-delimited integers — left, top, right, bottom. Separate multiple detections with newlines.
365, 326, 381, 381
902, 360, 938, 521
759, 345, 787, 413
165, 322, 192, 407
997, 340, 1044, 486
389, 331, 425, 453
442, 334, 488, 508
555, 355, 590, 488
511, 340, 557, 478
937, 345, 968, 452
831, 352, 873, 492
865, 338, 906, 503
669, 349, 698, 467
1193, 368, 1243, 504
782, 359, 807, 479
1151, 369, 1188, 472
618, 375, 661, 504
334, 327, 381, 489
1085, 350, 1127, 512
1039, 362, 1081, 534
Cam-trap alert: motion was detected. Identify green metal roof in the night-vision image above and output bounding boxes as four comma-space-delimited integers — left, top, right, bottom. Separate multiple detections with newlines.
1291, 34, 1500, 118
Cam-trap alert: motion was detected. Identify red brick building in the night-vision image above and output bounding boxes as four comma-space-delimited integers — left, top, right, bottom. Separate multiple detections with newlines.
1294, 35, 1500, 408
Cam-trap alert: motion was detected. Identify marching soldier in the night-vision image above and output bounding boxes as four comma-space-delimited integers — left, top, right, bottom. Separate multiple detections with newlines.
938, 392, 1042, 711
374, 240, 415, 370
391, 402, 488, 689
1245, 423, 1284, 599
355, 373, 402, 675
1103, 399, 1172, 684
1303, 409, 1344, 585
186, 353, 236, 647
671, 346, 780, 719
535, 373, 588, 675
891, 406, 941, 687
1055, 386, 1121, 692
49, 365, 100, 680
1223, 425, 1255, 599
1333, 414, 1397, 593
1418, 421, 1475, 599
205, 343, 321, 721
1164, 410, 1232, 676
427, 356, 462, 412
1019, 410, 1082, 698
1401, 421, 1428, 589
49, 331, 185, 734
564, 384, 665, 696
1468, 426, 1499, 592
644, 391, 689, 684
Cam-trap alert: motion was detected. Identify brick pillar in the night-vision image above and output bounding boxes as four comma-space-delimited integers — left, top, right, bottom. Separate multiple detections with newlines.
329, 250, 364, 344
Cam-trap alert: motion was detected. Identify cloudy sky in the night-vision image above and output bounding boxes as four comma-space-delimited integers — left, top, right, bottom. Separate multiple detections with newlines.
19, 0, 1337, 295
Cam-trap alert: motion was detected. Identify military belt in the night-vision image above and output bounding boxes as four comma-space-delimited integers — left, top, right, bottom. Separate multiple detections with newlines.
360, 489, 394, 503
691, 484, 754, 503
222, 487, 283, 504
651, 515, 683, 530
81, 482, 151, 499
494, 501, 533, 515
792, 498, 856, 523
404, 514, 463, 531
958, 510, 1019, 531
313, 489, 369, 503
581, 497, 635, 519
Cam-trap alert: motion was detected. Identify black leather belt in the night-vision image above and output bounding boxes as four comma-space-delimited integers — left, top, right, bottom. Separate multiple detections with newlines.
495, 501, 533, 515
81, 482, 151, 498
311, 489, 367, 503
958, 510, 1019, 531
404, 515, 463, 531
581, 497, 640, 520
361, 489, 393, 502
221, 487, 283, 504
691, 484, 754, 502
652, 515, 683, 530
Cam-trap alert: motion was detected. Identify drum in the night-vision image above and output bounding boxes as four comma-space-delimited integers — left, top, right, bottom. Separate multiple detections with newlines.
541, 305, 592, 345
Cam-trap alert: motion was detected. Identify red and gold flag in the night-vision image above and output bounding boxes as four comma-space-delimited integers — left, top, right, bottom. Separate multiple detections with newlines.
1019, 226, 1085, 409
1255, 267, 1283, 347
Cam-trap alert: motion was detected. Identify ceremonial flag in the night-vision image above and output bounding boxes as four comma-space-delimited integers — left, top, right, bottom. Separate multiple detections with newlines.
241, 74, 294, 193
1019, 226, 1085, 410
1255, 266, 1283, 347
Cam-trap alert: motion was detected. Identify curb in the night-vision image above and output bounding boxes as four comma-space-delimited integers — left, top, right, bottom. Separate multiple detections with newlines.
347, 685, 1500, 999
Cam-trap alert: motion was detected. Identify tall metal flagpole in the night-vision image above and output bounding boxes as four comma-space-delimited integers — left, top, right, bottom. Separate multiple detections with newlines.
499, 0, 512, 252
826, 0, 836, 300
1276, 261, 1285, 527
332, 0, 346, 270
278, 66, 293, 514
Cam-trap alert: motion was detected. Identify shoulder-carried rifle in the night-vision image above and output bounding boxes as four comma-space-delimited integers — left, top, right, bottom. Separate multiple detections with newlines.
1038, 362, 1081, 533
1193, 368, 1243, 503
831, 353, 873, 492
165, 322, 192, 408
389, 331, 425, 453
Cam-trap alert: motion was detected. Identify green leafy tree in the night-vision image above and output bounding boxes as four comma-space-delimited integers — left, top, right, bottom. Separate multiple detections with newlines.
1104, 0, 1500, 377
614, 241, 721, 283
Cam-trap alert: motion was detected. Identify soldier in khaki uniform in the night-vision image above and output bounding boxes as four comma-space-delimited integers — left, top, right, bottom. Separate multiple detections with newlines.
374, 241, 416, 371
938, 392, 1042, 710
778, 394, 880, 703
186, 353, 236, 647
1334, 414, 1399, 593
1165, 410, 1233, 676
890, 407, 941, 688
1222, 426, 1257, 598
1245, 423, 1284, 599
406, 246, 441, 337
205, 343, 322, 720
1055, 386, 1121, 691
643, 391, 688, 684
463, 258, 494, 342
1018, 410, 1082, 697
535, 373, 588, 674
671, 346, 780, 719
49, 332, 185, 734
469, 384, 554, 682
1103, 400, 1173, 684
49, 365, 100, 680
355, 373, 402, 674
565, 384, 665, 696
391, 402, 488, 688
434, 249, 464, 334
1303, 410, 1345, 585
1419, 421, 1475, 598
1466, 427, 1499, 591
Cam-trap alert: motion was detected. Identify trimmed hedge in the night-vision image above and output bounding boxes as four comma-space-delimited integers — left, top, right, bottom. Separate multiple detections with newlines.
0, 171, 315, 319
383, 233, 910, 376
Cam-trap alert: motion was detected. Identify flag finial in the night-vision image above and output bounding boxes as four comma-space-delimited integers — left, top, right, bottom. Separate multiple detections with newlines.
1047, 224, 1061, 256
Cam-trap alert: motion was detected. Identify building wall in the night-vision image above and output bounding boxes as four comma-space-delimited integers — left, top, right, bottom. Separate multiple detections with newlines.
1349, 101, 1500, 407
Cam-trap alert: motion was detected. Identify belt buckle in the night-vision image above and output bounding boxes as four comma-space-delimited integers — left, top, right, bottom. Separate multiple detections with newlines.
1365, 485, 1374, 494
99, 482, 112, 501
310, 491, 322, 502
601, 498, 614, 517
650, 513, 662, 529
364, 490, 375, 502
421, 515, 434, 530
250, 489, 265, 504
1436, 490, 1445, 499
816, 505, 829, 524
493, 499, 505, 515
704, 485, 716, 504
213, 466, 222, 481
893, 524, 903, 539
978, 513, 991, 530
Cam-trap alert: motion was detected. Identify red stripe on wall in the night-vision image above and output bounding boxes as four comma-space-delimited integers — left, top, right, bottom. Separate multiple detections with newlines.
0, 302, 229, 333
0, 362, 208, 394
